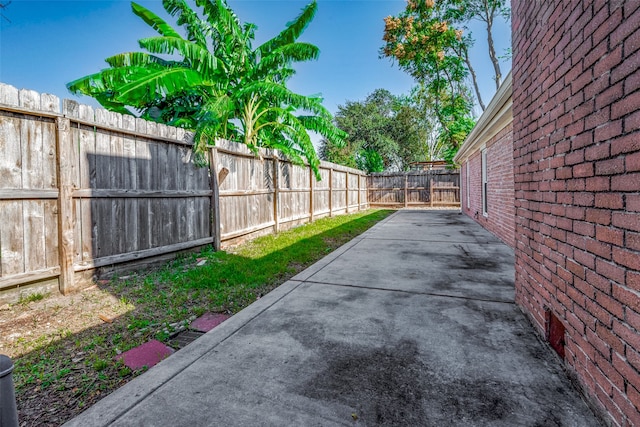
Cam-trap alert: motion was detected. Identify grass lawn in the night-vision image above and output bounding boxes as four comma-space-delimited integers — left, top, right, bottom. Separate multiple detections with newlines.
5, 209, 393, 426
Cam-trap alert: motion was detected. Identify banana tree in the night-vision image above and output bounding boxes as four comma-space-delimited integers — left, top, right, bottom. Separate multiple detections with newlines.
67, 0, 345, 177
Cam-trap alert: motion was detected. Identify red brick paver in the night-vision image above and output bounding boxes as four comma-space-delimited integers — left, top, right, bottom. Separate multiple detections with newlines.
115, 340, 174, 370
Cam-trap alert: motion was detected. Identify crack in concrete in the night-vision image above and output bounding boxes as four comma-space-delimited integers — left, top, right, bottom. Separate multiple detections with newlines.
302, 280, 515, 305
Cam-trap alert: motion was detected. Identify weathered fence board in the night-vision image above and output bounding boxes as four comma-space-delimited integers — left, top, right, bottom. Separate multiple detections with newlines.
0, 89, 61, 288
0, 83, 369, 300
314, 167, 331, 217
56, 116, 75, 293
368, 170, 460, 207
62, 105, 213, 277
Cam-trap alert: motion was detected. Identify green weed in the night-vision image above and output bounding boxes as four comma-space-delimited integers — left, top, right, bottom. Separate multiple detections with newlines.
19, 292, 48, 305
92, 358, 109, 372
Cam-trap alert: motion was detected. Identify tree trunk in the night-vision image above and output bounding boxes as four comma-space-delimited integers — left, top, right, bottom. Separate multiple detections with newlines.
462, 45, 486, 111
485, 14, 502, 89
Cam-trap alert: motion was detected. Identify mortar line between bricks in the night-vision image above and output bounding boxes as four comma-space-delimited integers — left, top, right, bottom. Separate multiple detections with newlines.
302, 280, 516, 305
105, 280, 305, 426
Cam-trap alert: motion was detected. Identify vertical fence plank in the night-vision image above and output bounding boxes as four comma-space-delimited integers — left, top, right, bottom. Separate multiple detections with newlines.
42, 97, 59, 269
430, 179, 434, 207
20, 90, 46, 274
309, 167, 314, 222
404, 174, 408, 208
329, 168, 333, 217
38, 158, 59, 297
56, 117, 75, 294
209, 147, 221, 251
93, 110, 111, 258
122, 115, 138, 255
273, 155, 279, 233
79, 106, 94, 263
166, 126, 182, 243
157, 124, 173, 247
110, 113, 126, 256
63, 101, 80, 264
357, 174, 361, 210
150, 141, 164, 248
0, 87, 23, 278
43, 107, 59, 263
175, 130, 188, 243
345, 172, 349, 213
135, 119, 151, 251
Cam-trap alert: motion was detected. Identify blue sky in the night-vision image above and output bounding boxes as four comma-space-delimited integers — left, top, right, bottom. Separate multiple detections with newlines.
0, 0, 511, 117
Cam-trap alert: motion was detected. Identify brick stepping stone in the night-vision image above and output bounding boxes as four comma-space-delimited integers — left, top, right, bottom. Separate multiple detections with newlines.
116, 339, 174, 370
189, 313, 230, 333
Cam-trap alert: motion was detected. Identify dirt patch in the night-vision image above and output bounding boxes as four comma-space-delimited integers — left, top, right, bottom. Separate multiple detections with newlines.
0, 286, 139, 426
0, 286, 131, 359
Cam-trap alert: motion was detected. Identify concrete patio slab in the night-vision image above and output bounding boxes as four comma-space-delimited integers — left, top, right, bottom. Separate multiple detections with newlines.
304, 238, 515, 302
360, 211, 503, 244
66, 210, 602, 427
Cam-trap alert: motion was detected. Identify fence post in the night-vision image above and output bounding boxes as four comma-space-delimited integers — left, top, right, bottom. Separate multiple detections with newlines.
404, 174, 408, 208
0, 355, 18, 427
273, 154, 280, 233
56, 117, 75, 294
430, 178, 434, 207
328, 168, 333, 217
209, 147, 221, 251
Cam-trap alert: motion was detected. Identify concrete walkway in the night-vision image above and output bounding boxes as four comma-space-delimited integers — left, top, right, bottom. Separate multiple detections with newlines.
65, 210, 602, 426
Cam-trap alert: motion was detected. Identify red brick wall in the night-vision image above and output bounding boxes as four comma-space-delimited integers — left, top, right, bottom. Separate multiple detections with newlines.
462, 151, 481, 219
461, 123, 515, 247
513, 1, 640, 425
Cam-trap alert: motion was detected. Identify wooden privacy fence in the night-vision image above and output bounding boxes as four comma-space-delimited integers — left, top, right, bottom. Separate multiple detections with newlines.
213, 139, 368, 246
0, 84, 367, 301
367, 170, 460, 207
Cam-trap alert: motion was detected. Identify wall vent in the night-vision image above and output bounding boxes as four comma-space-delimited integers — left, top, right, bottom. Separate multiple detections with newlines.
546, 309, 565, 359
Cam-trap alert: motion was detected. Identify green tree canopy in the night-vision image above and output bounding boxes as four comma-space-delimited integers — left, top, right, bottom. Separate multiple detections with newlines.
381, 0, 477, 164
320, 89, 398, 172
320, 88, 440, 172
68, 0, 345, 178
392, 88, 443, 166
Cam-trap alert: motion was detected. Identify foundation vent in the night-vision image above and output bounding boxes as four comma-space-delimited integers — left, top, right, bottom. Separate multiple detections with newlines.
546, 310, 565, 359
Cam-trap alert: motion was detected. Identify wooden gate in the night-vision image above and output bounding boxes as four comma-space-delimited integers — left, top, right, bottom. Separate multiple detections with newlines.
367, 170, 460, 207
